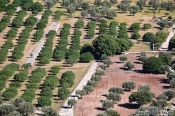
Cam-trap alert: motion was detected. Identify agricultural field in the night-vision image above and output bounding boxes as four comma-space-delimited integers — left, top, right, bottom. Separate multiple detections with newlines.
0, 0, 175, 116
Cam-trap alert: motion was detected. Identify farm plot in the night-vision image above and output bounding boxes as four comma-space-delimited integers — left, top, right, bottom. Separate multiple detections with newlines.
74, 54, 168, 116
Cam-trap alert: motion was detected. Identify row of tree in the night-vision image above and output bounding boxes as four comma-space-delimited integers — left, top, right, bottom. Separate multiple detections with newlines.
36, 10, 51, 29
11, 27, 33, 61
38, 65, 60, 107
38, 30, 57, 65
0, 16, 10, 32
86, 21, 96, 39
58, 71, 75, 101
65, 28, 81, 65
22, 67, 46, 102
0, 63, 19, 91
0, 27, 17, 63
53, 23, 71, 61
2, 69, 28, 101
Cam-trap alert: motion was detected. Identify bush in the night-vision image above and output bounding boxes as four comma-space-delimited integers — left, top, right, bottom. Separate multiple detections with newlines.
122, 81, 135, 91
80, 52, 94, 63
130, 23, 140, 32
75, 19, 84, 29
51, 65, 60, 75
68, 99, 76, 108
143, 57, 164, 74
142, 32, 156, 42
143, 23, 152, 29
119, 55, 127, 63
131, 31, 140, 39
14, 70, 28, 82
54, 10, 63, 20
107, 92, 121, 102
22, 89, 35, 102
58, 87, 70, 101
124, 62, 134, 70
59, 71, 75, 87
102, 100, 114, 110
38, 97, 52, 107
109, 87, 124, 94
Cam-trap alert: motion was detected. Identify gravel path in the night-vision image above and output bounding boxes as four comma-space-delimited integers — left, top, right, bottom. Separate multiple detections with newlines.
159, 25, 175, 50
59, 61, 98, 116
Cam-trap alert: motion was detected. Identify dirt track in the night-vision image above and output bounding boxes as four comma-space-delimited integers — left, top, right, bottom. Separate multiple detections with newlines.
74, 54, 169, 116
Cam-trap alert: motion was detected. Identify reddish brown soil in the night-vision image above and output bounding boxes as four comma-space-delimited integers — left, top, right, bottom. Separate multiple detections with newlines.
74, 54, 169, 116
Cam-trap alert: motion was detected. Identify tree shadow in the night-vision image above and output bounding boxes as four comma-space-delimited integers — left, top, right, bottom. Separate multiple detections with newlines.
118, 103, 140, 109
95, 107, 106, 111
159, 78, 168, 84
162, 85, 171, 89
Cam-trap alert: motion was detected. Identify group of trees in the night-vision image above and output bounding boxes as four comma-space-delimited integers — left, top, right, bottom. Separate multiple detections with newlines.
0, 97, 34, 116
58, 71, 75, 101
143, 31, 168, 49
93, 21, 132, 56
0, 63, 19, 91
12, 0, 43, 14
129, 85, 155, 105
143, 52, 172, 74
53, 23, 71, 61
22, 67, 46, 102
38, 30, 57, 65
61, 0, 116, 19
132, 89, 175, 115
2, 69, 28, 101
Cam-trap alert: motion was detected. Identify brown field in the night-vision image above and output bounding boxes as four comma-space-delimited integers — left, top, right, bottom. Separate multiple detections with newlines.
74, 54, 169, 116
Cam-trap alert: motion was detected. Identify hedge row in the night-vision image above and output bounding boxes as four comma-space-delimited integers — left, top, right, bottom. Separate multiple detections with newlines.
38, 30, 57, 65
53, 23, 71, 61
21, 67, 46, 102
0, 16, 10, 32
0, 63, 19, 91
2, 69, 28, 101
87, 21, 96, 38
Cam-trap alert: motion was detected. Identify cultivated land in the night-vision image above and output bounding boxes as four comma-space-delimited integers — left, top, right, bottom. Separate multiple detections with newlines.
74, 54, 168, 116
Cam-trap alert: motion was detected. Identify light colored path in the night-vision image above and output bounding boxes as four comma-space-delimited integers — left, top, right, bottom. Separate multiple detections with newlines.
159, 25, 175, 50
59, 61, 98, 116
26, 22, 60, 65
